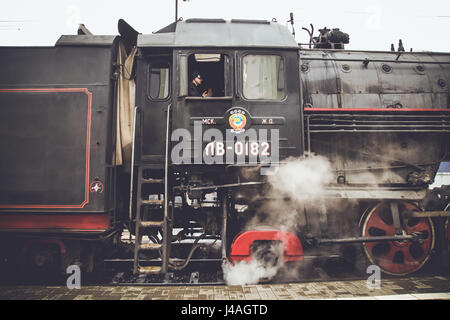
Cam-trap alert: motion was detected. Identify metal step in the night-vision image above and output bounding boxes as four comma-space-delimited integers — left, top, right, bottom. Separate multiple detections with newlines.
138, 162, 165, 169
138, 266, 162, 274
140, 221, 164, 228
139, 243, 162, 251
132, 105, 172, 276
141, 199, 164, 206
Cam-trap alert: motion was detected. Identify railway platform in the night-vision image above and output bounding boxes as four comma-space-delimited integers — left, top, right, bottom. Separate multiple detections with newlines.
0, 275, 448, 300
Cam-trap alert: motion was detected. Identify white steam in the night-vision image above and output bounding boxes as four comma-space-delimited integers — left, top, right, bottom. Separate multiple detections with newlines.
268, 153, 333, 202
223, 153, 334, 285
222, 259, 279, 286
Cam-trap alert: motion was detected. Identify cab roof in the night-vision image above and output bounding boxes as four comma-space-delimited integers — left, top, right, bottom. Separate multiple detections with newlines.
138, 18, 299, 49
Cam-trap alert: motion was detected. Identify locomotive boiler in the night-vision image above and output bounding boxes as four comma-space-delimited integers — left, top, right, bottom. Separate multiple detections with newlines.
0, 18, 449, 281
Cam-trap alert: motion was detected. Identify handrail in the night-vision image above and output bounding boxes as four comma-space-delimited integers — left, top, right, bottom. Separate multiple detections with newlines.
164, 103, 172, 222
162, 103, 172, 273
128, 106, 139, 221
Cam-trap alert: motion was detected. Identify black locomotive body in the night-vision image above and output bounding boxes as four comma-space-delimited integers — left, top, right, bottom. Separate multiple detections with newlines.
0, 18, 449, 280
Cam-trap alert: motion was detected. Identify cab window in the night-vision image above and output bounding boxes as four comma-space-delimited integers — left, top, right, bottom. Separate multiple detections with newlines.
181, 53, 229, 98
148, 62, 170, 100
242, 55, 285, 100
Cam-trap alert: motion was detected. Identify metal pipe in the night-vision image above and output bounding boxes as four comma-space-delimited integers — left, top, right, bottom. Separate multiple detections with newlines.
163, 103, 172, 273
181, 236, 221, 240
309, 129, 450, 133
309, 118, 450, 122
300, 48, 450, 56
300, 57, 450, 65
298, 49, 306, 155
309, 124, 450, 128
305, 115, 311, 152
306, 113, 450, 118
175, 0, 178, 22
187, 181, 264, 192
221, 193, 228, 262
403, 210, 450, 218
128, 106, 139, 221
317, 234, 417, 245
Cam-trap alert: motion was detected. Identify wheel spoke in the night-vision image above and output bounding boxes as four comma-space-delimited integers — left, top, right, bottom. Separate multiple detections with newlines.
406, 219, 429, 233
365, 207, 395, 235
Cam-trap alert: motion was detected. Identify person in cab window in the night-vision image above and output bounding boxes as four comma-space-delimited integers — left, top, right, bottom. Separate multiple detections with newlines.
189, 71, 212, 97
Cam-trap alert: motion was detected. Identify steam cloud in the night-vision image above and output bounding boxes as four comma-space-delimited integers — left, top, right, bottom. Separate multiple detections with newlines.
268, 154, 333, 201
223, 153, 333, 285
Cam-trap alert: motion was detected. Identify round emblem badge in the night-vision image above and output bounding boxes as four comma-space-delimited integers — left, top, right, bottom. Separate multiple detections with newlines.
229, 113, 247, 133
90, 181, 104, 193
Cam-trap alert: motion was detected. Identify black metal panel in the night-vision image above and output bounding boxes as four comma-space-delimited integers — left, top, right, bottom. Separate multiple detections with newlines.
0, 45, 118, 216
0, 90, 90, 206
0, 47, 113, 86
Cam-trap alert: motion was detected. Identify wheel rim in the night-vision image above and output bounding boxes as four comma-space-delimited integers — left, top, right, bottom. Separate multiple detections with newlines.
361, 201, 435, 276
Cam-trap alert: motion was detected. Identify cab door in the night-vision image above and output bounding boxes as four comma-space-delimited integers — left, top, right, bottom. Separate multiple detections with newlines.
137, 53, 172, 163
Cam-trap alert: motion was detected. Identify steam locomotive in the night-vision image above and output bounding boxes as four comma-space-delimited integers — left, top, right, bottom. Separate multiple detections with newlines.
0, 18, 449, 281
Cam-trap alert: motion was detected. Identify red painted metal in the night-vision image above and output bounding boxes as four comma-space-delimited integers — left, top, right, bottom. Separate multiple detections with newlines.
305, 108, 450, 112
362, 201, 434, 275
229, 230, 303, 262
0, 214, 109, 231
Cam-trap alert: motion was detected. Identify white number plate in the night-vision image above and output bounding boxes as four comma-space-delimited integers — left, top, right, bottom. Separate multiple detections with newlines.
204, 141, 270, 157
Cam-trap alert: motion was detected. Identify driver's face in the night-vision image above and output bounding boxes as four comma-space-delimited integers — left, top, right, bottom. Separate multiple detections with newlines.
194, 77, 203, 85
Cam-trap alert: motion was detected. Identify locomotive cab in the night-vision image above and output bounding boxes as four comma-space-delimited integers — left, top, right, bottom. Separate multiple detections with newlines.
134, 18, 303, 199
129, 19, 305, 274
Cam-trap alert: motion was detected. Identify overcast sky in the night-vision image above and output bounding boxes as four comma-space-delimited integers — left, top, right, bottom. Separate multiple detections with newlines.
1, 0, 449, 52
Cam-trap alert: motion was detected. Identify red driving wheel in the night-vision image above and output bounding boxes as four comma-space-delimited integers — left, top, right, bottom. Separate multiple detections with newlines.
361, 201, 435, 276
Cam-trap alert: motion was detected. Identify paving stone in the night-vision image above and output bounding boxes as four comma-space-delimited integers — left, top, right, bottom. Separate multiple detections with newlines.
411, 293, 450, 300
0, 275, 449, 300
73, 294, 94, 300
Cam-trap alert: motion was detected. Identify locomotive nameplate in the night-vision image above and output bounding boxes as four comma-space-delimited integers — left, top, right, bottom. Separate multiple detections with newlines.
204, 141, 271, 158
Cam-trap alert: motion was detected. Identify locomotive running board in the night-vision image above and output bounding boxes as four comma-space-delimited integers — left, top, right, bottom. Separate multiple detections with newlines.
321, 187, 427, 200
187, 182, 426, 201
